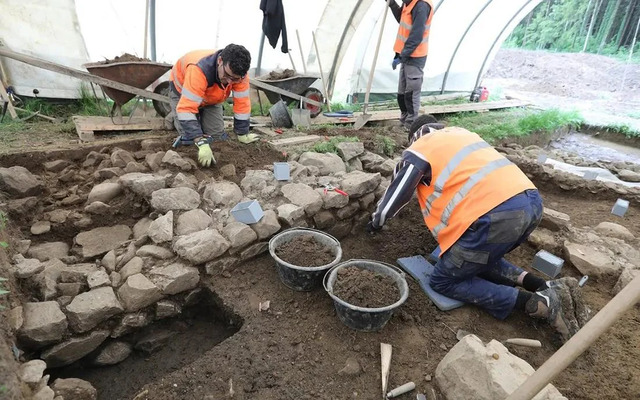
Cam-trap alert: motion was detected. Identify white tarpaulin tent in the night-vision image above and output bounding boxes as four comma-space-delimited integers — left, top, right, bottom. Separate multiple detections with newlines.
0, 0, 542, 102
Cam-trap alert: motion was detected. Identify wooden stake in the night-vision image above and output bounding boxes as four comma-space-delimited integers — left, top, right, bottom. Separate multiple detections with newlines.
296, 30, 307, 74
381, 343, 392, 400
311, 31, 331, 112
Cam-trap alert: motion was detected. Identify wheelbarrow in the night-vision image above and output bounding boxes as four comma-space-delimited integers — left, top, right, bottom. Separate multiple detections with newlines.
83, 59, 172, 118
254, 74, 324, 118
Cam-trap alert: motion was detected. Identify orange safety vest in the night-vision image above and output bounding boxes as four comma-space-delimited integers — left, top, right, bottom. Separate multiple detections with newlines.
409, 127, 536, 253
169, 49, 251, 129
393, 0, 433, 57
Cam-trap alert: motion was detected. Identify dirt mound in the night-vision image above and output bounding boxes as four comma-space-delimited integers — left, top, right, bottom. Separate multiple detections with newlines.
333, 266, 400, 308
485, 48, 640, 99
264, 69, 296, 80
275, 235, 335, 267
101, 53, 150, 64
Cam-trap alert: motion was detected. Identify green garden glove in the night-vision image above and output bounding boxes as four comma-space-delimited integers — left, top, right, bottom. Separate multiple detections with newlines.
237, 133, 259, 144
195, 138, 215, 167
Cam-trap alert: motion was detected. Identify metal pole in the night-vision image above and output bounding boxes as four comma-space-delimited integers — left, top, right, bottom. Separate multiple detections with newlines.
150, 0, 157, 61
256, 32, 265, 77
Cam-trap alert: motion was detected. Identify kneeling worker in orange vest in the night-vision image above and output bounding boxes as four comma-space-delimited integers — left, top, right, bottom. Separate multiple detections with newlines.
169, 44, 257, 167
368, 115, 585, 342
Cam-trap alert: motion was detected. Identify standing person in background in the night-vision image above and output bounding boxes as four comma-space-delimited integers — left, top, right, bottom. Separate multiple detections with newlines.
169, 44, 258, 167
387, 0, 433, 131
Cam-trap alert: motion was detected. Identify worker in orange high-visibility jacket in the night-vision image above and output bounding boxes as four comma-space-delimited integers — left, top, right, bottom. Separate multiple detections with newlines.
368, 115, 588, 342
387, 0, 433, 131
168, 44, 258, 167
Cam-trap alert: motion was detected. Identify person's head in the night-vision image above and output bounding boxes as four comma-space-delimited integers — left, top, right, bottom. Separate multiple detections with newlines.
218, 44, 251, 85
408, 114, 444, 144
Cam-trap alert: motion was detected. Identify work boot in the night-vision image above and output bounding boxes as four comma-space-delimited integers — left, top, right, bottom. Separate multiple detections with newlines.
238, 133, 259, 144
525, 285, 578, 342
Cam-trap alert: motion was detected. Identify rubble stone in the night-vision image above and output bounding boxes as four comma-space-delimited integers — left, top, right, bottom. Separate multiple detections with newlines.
66, 287, 124, 332
150, 187, 201, 212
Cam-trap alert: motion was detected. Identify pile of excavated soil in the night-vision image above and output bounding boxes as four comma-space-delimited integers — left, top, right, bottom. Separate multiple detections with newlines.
332, 266, 400, 308
275, 235, 335, 267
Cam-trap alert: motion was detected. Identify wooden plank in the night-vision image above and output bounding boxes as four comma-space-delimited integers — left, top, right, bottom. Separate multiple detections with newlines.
0, 47, 169, 103
268, 135, 322, 147
250, 79, 323, 108
251, 126, 280, 137
72, 115, 165, 142
312, 99, 530, 126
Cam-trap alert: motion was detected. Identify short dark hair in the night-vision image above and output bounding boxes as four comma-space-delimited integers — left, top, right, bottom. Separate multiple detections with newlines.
220, 44, 251, 76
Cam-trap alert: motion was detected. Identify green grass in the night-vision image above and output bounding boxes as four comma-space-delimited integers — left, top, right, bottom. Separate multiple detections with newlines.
312, 136, 359, 154
442, 109, 584, 144
374, 135, 396, 157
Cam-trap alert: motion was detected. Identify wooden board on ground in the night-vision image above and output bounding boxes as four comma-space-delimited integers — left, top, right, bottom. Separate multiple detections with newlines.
312, 99, 530, 126
72, 115, 165, 142
268, 135, 322, 147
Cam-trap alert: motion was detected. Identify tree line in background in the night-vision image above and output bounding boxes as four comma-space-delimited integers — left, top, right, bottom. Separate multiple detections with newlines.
506, 0, 640, 60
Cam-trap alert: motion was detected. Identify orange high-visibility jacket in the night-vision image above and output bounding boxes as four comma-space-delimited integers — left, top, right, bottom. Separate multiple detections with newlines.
393, 0, 433, 58
409, 127, 536, 253
170, 49, 251, 139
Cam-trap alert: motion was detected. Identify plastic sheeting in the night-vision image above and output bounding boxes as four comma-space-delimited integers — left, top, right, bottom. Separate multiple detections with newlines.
0, 0, 542, 101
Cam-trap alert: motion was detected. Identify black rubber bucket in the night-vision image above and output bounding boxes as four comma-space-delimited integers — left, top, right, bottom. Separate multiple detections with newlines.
269, 228, 342, 291
268, 99, 293, 128
323, 259, 409, 332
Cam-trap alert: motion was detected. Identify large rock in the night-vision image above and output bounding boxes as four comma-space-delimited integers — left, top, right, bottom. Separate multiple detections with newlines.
18, 359, 47, 387
41, 330, 110, 368
336, 142, 365, 161
18, 302, 67, 347
90, 341, 132, 366
618, 169, 640, 182
66, 287, 124, 333
111, 149, 136, 168
118, 173, 167, 197
118, 256, 144, 280
317, 188, 350, 209
0, 166, 43, 197
595, 222, 635, 241
148, 263, 200, 295
298, 152, 346, 175
539, 208, 570, 231
87, 182, 123, 204
281, 183, 323, 216
339, 171, 381, 198
563, 241, 622, 276
27, 242, 70, 262
75, 225, 132, 258
250, 210, 281, 240
110, 312, 152, 338
148, 211, 174, 244
436, 335, 566, 400
117, 274, 163, 312
136, 245, 174, 259
203, 181, 243, 207
161, 150, 193, 171
173, 230, 230, 264
359, 151, 385, 171
51, 377, 98, 400
223, 222, 258, 248
175, 209, 212, 236
276, 204, 305, 225
527, 228, 559, 252
150, 187, 201, 212
60, 263, 99, 283
31, 259, 67, 300
240, 170, 276, 196
613, 266, 640, 294
133, 217, 153, 240
13, 256, 44, 279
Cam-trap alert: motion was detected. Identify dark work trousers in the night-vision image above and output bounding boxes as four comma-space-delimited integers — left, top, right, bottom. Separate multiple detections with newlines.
397, 63, 424, 130
429, 189, 544, 320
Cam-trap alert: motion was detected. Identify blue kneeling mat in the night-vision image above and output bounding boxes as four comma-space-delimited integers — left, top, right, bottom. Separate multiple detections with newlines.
397, 252, 465, 311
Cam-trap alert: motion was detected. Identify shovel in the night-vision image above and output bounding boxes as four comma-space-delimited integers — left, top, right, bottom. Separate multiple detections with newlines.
291, 99, 311, 128
354, 0, 392, 130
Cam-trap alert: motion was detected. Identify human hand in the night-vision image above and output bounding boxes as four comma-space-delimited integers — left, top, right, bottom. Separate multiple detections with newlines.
366, 220, 382, 234
391, 57, 401, 70
196, 139, 215, 167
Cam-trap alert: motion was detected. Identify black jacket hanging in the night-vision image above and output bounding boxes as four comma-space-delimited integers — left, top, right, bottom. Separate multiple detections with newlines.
260, 0, 289, 53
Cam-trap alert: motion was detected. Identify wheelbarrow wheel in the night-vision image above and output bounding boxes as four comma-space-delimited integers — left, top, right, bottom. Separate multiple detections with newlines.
302, 88, 323, 118
152, 81, 172, 118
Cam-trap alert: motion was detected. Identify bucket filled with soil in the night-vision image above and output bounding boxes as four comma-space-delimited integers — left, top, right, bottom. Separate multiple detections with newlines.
269, 228, 342, 291
324, 260, 409, 332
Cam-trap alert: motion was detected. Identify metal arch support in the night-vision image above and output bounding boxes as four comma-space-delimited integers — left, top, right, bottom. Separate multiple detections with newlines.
433, 0, 446, 14
439, 0, 495, 94
328, 3, 363, 97
474, 0, 540, 88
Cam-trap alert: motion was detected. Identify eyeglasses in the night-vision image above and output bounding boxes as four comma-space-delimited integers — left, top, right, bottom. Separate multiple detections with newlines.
222, 65, 243, 82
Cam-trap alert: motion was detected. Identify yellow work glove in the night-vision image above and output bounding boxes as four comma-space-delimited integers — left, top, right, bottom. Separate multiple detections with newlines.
237, 133, 259, 144
195, 139, 215, 167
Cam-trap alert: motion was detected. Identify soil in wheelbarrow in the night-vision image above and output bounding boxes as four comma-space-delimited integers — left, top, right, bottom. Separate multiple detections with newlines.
333, 266, 401, 308
101, 53, 150, 64
275, 234, 335, 267
265, 69, 296, 80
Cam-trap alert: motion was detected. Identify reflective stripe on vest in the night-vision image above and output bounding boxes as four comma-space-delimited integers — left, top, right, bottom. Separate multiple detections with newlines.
393, 0, 433, 57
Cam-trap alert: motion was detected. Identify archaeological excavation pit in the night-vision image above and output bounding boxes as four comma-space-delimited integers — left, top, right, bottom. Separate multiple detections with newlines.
1, 130, 640, 399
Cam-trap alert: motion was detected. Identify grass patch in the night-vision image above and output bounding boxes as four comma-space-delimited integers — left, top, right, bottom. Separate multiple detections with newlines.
374, 135, 397, 157
312, 136, 359, 154
442, 109, 583, 144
